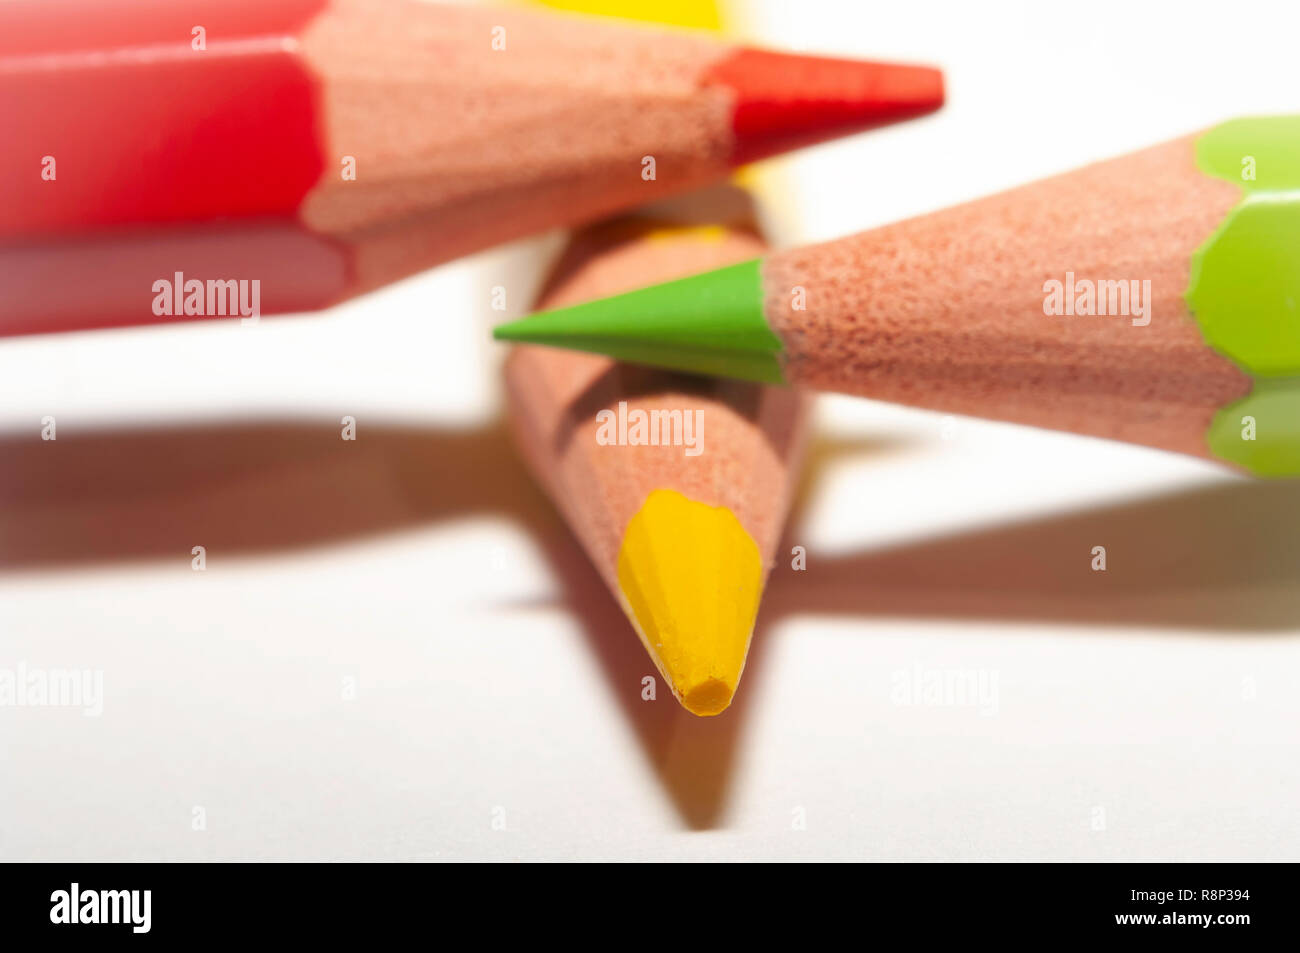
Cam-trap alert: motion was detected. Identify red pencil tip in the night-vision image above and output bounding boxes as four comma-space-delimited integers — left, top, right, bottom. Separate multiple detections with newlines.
704, 48, 944, 164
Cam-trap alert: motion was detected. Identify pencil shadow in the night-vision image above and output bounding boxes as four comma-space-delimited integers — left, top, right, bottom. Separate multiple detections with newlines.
510, 431, 914, 829
527, 527, 764, 829
767, 476, 1300, 632
0, 420, 540, 567
0, 417, 779, 828
3, 419, 1298, 836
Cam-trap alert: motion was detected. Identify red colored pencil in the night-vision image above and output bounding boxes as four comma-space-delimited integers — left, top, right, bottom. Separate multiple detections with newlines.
0, 0, 942, 335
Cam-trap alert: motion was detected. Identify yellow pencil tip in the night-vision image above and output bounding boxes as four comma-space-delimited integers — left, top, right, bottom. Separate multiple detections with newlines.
682, 677, 735, 717
617, 489, 763, 717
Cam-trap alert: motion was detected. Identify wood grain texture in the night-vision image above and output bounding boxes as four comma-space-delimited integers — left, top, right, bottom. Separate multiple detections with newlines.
300, 0, 736, 260
764, 135, 1253, 458
505, 186, 809, 596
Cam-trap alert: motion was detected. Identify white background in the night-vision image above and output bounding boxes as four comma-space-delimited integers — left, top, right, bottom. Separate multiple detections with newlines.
2, 0, 1299, 860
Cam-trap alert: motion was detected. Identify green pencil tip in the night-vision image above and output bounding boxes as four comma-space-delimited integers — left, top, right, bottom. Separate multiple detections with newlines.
491, 320, 530, 342
492, 259, 787, 385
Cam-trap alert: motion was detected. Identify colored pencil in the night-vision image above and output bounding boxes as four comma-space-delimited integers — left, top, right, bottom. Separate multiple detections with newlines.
510, 0, 805, 716
0, 0, 943, 336
504, 187, 809, 715
497, 116, 1300, 476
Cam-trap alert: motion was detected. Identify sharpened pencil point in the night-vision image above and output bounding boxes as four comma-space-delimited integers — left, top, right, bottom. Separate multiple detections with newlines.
617, 489, 763, 717
708, 48, 945, 163
494, 259, 788, 383
682, 678, 736, 717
